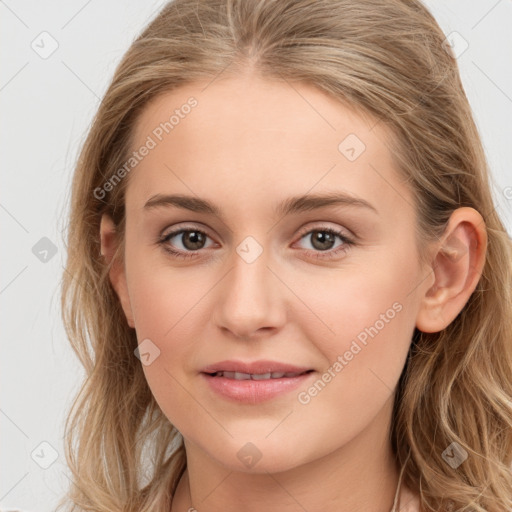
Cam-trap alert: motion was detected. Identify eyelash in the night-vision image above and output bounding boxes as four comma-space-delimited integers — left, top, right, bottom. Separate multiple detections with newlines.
157, 225, 355, 261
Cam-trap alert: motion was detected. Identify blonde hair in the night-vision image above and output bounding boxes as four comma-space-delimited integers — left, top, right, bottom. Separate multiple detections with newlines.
58, 0, 512, 510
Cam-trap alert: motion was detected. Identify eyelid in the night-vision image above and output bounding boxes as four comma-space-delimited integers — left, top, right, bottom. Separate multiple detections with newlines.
160, 222, 217, 240
294, 222, 354, 241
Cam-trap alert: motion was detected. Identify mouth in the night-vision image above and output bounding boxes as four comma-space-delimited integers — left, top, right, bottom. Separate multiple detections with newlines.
199, 362, 316, 403
204, 370, 314, 380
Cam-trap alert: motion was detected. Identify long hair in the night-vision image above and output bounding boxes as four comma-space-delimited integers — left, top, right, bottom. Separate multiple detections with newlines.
58, 1, 512, 510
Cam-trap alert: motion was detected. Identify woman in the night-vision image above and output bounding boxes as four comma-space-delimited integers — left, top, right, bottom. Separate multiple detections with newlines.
59, 1, 512, 510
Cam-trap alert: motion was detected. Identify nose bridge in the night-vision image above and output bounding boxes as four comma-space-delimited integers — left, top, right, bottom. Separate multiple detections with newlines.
213, 237, 284, 337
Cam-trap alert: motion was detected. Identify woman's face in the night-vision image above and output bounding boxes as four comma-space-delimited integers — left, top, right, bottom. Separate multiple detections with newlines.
108, 75, 432, 473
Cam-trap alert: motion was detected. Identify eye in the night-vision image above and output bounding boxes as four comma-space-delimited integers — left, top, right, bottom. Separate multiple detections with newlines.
294, 226, 354, 260
158, 227, 216, 259
157, 224, 355, 261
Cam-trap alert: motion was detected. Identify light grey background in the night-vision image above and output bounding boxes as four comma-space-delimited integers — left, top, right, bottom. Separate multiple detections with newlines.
1, 1, 511, 510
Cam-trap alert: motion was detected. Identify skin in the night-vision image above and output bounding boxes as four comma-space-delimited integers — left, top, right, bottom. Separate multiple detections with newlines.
100, 72, 487, 512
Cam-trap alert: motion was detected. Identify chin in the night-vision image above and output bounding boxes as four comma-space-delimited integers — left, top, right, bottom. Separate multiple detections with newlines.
205, 438, 306, 475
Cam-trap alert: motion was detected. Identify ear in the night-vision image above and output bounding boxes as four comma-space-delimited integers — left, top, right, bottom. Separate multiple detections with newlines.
415, 207, 487, 333
100, 213, 135, 329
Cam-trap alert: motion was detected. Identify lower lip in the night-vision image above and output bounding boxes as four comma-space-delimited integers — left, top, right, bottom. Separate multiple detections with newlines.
200, 372, 315, 404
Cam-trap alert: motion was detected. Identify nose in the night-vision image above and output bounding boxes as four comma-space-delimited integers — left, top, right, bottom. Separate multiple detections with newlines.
212, 244, 286, 340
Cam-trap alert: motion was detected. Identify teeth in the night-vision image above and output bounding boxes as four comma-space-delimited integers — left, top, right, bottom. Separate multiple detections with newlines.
251, 373, 271, 380
212, 371, 304, 380
234, 372, 251, 380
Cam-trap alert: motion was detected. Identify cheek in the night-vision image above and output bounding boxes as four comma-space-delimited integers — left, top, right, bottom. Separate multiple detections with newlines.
127, 263, 210, 432
128, 263, 213, 362
125, 238, 212, 337
125, 249, 218, 412
293, 246, 419, 399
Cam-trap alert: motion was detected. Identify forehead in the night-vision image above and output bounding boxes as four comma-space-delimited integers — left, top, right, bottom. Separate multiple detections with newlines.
131, 75, 385, 157
125, 75, 412, 218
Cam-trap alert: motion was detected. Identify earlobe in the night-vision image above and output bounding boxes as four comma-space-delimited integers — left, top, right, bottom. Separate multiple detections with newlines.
415, 207, 487, 333
100, 214, 135, 329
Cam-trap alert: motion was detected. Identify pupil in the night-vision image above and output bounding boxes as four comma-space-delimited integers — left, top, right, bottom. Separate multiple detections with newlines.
312, 231, 335, 251
183, 231, 205, 250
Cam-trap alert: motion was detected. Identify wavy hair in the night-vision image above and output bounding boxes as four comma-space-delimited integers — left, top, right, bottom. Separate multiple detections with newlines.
58, 0, 512, 510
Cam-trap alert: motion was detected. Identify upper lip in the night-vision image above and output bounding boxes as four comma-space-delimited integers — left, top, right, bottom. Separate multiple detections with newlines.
201, 360, 313, 375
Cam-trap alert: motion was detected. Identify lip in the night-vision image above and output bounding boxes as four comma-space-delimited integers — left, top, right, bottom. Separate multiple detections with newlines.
200, 359, 313, 375
200, 359, 315, 404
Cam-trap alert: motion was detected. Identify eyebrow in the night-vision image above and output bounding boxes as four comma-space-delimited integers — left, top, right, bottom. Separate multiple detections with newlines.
143, 191, 378, 219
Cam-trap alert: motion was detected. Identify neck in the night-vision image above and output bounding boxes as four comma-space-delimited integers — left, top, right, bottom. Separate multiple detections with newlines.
171, 398, 401, 512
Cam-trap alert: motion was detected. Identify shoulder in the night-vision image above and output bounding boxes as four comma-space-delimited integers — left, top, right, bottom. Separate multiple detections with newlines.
399, 483, 422, 512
